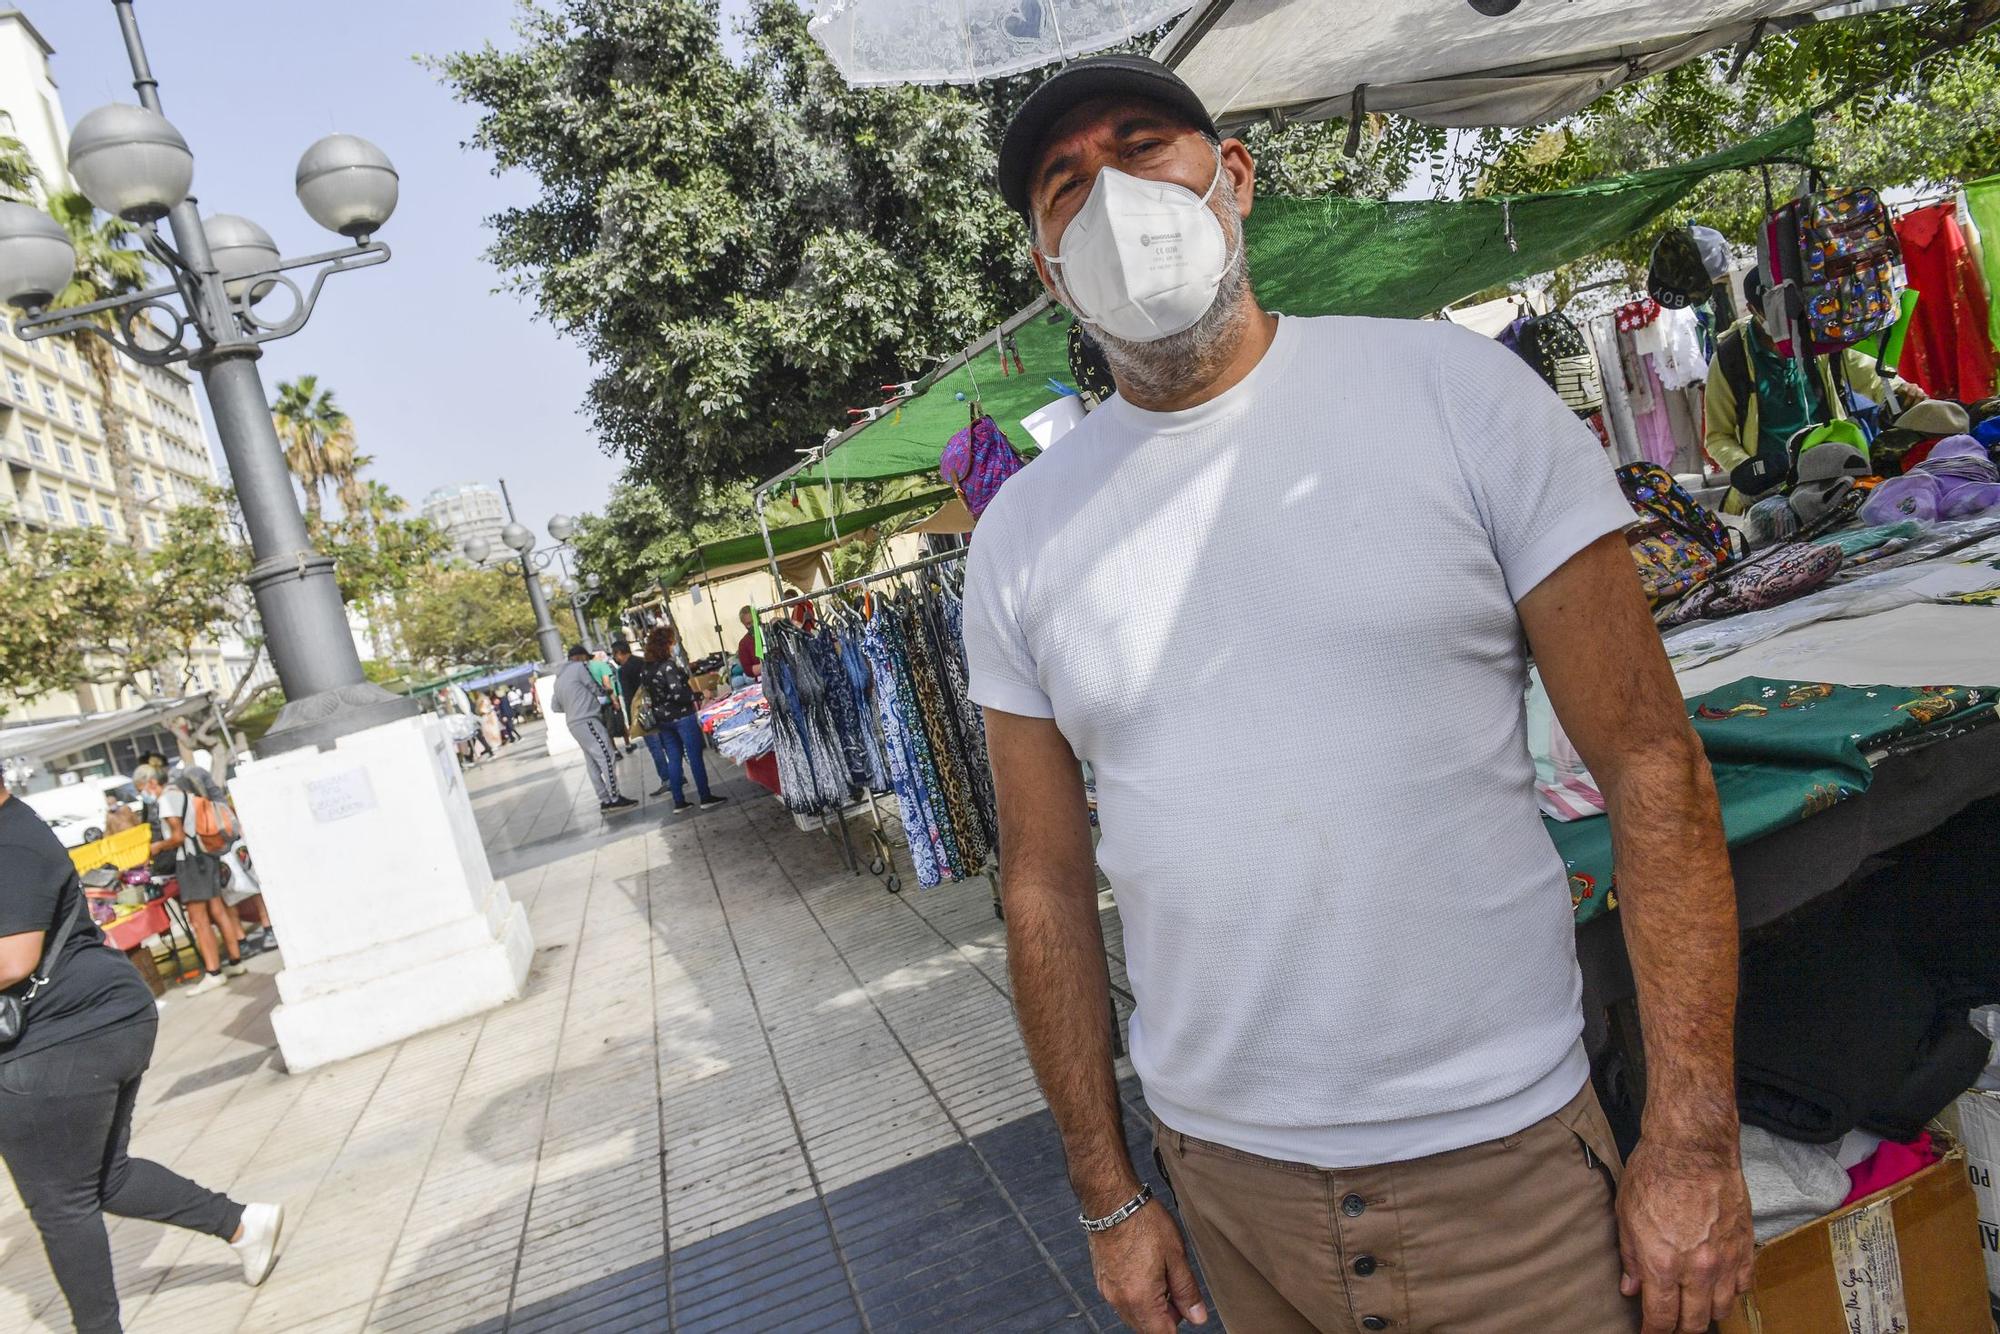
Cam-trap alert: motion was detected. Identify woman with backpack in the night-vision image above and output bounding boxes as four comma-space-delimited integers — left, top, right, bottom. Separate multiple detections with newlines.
134, 764, 244, 994
640, 626, 727, 813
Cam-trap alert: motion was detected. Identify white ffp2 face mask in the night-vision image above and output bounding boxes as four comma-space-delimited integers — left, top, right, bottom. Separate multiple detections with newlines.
1044, 148, 1235, 344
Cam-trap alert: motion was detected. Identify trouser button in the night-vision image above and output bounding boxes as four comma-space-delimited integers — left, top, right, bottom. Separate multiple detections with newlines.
1361, 1318, 1390, 1331
1352, 1254, 1377, 1277
1341, 1192, 1366, 1217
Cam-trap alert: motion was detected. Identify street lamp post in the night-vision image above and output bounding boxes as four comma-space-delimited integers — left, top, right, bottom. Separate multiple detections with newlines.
0, 0, 406, 756
468, 498, 601, 662
0, 1, 537, 1075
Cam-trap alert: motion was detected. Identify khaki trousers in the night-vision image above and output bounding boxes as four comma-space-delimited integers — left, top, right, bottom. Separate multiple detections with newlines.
1153, 1081, 1641, 1333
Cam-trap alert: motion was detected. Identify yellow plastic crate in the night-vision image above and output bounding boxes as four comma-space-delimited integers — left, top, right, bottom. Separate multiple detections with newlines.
68, 824, 152, 875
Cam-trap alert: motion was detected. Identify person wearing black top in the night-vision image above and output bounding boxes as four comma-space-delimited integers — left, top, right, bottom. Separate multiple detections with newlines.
0, 774, 285, 1331
640, 625, 727, 811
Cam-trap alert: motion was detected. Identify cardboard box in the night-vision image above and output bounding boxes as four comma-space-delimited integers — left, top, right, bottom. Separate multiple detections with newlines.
1717, 1131, 1990, 1334
1951, 1089, 2000, 1302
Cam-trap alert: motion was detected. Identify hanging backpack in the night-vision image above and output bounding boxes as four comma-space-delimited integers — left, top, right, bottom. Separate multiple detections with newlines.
1515, 312, 1603, 417
941, 415, 1026, 519
1617, 463, 1738, 607
174, 775, 239, 855
1766, 186, 1903, 356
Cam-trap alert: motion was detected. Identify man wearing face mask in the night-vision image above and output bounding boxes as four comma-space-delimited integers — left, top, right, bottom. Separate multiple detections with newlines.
964, 56, 1751, 1334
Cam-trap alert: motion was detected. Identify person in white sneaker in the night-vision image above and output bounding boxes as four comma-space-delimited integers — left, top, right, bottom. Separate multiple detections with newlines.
0, 773, 284, 1332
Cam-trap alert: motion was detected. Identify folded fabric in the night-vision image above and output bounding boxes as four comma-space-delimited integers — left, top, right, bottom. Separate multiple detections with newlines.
1740, 1125, 1850, 1242
1812, 519, 1923, 557
1737, 892, 1940, 1144
1860, 1015, 1993, 1141
1841, 1132, 1941, 1206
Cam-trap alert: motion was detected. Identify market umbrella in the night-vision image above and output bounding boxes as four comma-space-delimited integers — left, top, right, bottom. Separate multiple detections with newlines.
807, 0, 1192, 86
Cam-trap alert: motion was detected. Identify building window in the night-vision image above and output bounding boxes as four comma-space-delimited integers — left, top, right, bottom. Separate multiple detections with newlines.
23, 427, 44, 460
71, 496, 90, 525
41, 487, 61, 522
68, 397, 86, 429
98, 504, 114, 530
84, 452, 101, 480
137, 430, 151, 457
53, 344, 68, 369
39, 384, 57, 414
55, 439, 74, 470
144, 516, 160, 544
7, 370, 24, 403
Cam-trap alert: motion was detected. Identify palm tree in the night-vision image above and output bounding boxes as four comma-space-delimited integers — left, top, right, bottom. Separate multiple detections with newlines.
0, 134, 35, 202
271, 375, 356, 524
46, 191, 149, 546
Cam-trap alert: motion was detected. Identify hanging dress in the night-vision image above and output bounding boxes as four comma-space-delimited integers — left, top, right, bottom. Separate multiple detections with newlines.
1895, 202, 1997, 402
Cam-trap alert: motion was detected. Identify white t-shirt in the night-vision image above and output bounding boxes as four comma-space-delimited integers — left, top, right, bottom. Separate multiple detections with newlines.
963, 314, 1635, 1168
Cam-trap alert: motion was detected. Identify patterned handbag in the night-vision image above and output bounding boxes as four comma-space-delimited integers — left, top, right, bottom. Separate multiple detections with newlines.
1660, 541, 1843, 627
941, 415, 1026, 519
1617, 463, 1737, 606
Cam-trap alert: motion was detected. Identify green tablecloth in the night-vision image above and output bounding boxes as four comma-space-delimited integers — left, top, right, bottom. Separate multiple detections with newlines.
1554, 678, 1996, 925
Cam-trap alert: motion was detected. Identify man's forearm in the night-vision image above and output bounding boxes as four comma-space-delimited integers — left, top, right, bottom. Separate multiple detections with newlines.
1006, 857, 1136, 1215
1605, 735, 1740, 1155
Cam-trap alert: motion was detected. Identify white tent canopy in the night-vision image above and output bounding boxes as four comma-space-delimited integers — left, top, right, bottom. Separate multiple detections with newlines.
1155, 0, 1852, 130
809, 0, 1190, 86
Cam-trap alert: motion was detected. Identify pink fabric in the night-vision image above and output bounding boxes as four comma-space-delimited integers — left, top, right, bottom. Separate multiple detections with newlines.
1840, 1132, 1940, 1206
1630, 354, 1678, 469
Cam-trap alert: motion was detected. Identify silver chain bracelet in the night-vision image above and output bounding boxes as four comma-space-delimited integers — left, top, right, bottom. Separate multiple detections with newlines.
1079, 1182, 1153, 1233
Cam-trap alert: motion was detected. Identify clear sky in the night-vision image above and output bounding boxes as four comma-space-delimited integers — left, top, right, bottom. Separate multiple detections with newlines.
25, 0, 638, 535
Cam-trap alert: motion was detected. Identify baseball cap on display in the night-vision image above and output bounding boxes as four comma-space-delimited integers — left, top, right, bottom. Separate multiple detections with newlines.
997, 54, 1219, 215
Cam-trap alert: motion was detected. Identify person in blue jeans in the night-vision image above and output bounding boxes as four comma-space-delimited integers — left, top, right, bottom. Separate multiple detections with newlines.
640, 626, 727, 812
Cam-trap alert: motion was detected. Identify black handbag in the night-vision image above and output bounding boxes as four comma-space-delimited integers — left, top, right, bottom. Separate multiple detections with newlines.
0, 876, 85, 1049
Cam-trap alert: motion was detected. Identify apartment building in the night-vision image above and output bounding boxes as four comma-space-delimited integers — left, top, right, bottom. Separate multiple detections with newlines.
423, 482, 509, 566
0, 7, 241, 721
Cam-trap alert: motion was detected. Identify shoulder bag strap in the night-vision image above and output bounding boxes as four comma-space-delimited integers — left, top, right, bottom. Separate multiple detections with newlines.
24, 876, 86, 1002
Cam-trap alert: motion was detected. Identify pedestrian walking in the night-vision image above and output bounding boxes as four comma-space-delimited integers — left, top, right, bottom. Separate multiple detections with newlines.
969, 56, 1749, 1334
476, 693, 504, 755
493, 688, 519, 744
0, 773, 284, 1333
552, 644, 635, 811
638, 626, 726, 812
133, 764, 244, 995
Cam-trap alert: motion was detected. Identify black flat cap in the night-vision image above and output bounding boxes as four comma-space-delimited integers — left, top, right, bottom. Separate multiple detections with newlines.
567, 643, 589, 658
997, 54, 1218, 216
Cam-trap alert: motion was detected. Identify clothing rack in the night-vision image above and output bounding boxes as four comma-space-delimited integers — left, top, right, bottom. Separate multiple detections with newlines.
753, 547, 967, 619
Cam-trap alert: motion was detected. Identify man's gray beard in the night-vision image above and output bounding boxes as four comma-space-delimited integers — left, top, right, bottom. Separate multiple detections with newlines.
1088, 189, 1253, 404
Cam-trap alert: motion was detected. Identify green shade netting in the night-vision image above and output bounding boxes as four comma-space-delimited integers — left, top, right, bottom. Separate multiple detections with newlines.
820, 115, 1815, 484
662, 487, 954, 587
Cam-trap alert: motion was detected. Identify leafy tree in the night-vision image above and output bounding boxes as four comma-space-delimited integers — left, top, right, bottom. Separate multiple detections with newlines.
395, 564, 581, 671
434, 0, 1039, 502
0, 490, 249, 719
272, 374, 357, 524
1469, 3, 2000, 286
46, 191, 150, 545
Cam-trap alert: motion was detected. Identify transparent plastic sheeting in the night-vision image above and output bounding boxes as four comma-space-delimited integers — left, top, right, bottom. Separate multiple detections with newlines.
1157, 0, 1839, 130
1663, 519, 2000, 672
808, 0, 1190, 86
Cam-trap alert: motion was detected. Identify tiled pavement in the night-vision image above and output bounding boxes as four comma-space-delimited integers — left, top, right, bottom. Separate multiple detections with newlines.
0, 722, 1185, 1332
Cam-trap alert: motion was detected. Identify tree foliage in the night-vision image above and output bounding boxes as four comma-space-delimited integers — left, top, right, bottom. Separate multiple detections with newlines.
435, 0, 1038, 502
0, 489, 249, 718
395, 565, 580, 671
272, 374, 359, 526
1469, 2, 2000, 286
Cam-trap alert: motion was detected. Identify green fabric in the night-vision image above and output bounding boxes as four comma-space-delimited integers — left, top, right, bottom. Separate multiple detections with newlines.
1747, 326, 1820, 457
1964, 175, 2000, 354
1554, 677, 1996, 925
826, 116, 1817, 486
660, 487, 955, 588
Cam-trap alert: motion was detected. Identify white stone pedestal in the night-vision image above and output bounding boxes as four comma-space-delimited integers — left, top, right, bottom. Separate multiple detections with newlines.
534, 675, 581, 764
228, 712, 534, 1072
